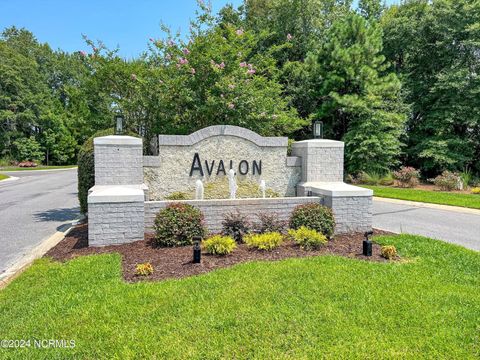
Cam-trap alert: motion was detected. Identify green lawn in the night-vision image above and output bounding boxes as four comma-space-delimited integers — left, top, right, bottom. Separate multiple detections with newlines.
364, 185, 480, 209
0, 234, 478, 359
0, 165, 77, 171
0, 174, 9, 181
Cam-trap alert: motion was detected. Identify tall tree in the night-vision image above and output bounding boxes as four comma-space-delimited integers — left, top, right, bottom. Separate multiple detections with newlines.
306, 14, 407, 174
382, 0, 480, 176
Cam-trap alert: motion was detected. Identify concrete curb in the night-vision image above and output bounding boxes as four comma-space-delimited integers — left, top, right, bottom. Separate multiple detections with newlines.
373, 196, 480, 215
0, 216, 84, 290
0, 176, 19, 183
0, 167, 77, 174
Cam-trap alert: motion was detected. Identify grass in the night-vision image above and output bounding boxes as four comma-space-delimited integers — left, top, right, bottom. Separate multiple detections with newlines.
0, 165, 77, 171
0, 174, 9, 181
0, 234, 479, 359
364, 185, 480, 209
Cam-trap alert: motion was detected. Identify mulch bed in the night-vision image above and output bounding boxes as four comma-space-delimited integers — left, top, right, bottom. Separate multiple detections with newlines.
45, 224, 393, 283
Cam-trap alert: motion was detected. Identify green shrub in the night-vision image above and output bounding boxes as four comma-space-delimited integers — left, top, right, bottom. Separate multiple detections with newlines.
434, 171, 461, 191
244, 232, 284, 250
165, 191, 191, 200
135, 262, 154, 276
289, 203, 335, 238
202, 235, 236, 255
393, 166, 420, 188
381, 245, 397, 260
288, 226, 327, 250
254, 212, 287, 234
471, 187, 480, 195
357, 171, 382, 185
222, 211, 251, 242
78, 129, 138, 214
154, 203, 206, 247
379, 172, 394, 186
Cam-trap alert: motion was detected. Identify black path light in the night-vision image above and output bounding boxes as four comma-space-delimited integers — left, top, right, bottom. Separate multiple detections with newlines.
363, 230, 374, 256
313, 120, 323, 139
193, 236, 202, 264
114, 113, 125, 135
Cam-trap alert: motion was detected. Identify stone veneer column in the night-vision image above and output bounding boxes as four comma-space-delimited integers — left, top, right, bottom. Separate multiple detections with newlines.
88, 136, 146, 246
291, 139, 372, 234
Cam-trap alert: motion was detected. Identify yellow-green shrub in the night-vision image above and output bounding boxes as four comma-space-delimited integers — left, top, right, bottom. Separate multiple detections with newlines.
471, 187, 480, 195
288, 226, 327, 250
244, 232, 283, 250
381, 245, 397, 260
203, 235, 237, 255
165, 191, 191, 200
135, 262, 154, 276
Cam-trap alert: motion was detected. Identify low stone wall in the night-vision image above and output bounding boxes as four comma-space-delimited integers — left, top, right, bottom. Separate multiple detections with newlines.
144, 197, 321, 234
325, 196, 372, 234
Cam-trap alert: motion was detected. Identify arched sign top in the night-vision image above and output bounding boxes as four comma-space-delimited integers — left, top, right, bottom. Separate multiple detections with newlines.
157, 125, 288, 147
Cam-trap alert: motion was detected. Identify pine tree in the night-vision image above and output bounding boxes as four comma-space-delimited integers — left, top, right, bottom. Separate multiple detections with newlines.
307, 14, 407, 174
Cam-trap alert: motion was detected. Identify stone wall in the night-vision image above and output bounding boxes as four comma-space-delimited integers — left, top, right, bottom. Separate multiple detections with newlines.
94, 136, 143, 185
325, 196, 372, 234
291, 140, 344, 182
144, 197, 320, 234
89, 198, 145, 246
144, 125, 301, 200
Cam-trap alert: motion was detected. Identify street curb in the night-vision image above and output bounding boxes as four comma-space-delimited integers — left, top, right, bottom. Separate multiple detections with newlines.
0, 216, 84, 290
0, 176, 19, 183
373, 196, 480, 215
0, 167, 77, 174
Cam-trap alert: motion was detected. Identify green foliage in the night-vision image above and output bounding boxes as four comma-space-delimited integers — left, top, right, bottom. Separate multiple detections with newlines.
202, 235, 237, 255
289, 203, 336, 238
355, 171, 393, 186
288, 226, 328, 250
380, 245, 397, 260
460, 169, 473, 188
12, 136, 43, 162
381, 0, 480, 177
165, 192, 192, 200
305, 14, 407, 174
77, 128, 115, 214
154, 203, 206, 247
135, 262, 154, 276
392, 166, 420, 188
222, 211, 251, 243
433, 171, 461, 192
254, 212, 287, 234
244, 232, 284, 250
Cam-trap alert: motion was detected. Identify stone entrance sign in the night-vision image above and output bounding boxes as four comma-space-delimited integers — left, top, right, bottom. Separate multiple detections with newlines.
87, 125, 373, 246
143, 125, 301, 199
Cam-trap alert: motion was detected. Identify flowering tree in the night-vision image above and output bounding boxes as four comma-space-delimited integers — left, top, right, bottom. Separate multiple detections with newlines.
139, 3, 306, 139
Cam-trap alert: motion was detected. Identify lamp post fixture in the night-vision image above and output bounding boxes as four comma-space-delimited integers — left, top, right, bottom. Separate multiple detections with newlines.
363, 230, 373, 256
193, 236, 202, 263
313, 120, 323, 139
115, 113, 125, 135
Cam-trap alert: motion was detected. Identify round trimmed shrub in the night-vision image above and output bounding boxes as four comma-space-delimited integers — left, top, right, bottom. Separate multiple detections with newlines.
289, 203, 335, 238
244, 232, 284, 250
154, 203, 206, 247
381, 245, 397, 260
202, 235, 236, 255
288, 226, 327, 250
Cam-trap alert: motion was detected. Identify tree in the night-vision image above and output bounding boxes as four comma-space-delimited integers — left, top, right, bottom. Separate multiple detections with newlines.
13, 136, 43, 162
381, 0, 480, 176
306, 14, 407, 174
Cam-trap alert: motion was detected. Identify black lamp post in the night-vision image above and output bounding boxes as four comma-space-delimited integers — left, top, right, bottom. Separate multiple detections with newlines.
193, 236, 202, 263
313, 120, 323, 139
115, 113, 124, 135
363, 230, 373, 256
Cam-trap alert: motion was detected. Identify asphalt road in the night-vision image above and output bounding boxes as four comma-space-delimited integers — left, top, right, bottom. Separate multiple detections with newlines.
373, 199, 480, 251
0, 169, 79, 275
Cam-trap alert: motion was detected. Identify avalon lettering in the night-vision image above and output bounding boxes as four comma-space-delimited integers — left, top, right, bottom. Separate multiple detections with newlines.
189, 152, 262, 177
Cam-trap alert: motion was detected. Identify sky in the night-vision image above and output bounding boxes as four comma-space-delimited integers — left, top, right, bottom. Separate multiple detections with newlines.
0, 0, 397, 59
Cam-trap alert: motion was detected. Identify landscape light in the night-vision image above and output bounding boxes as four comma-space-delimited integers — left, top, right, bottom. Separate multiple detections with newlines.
363, 230, 373, 256
193, 236, 202, 263
313, 120, 323, 139
115, 113, 124, 135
